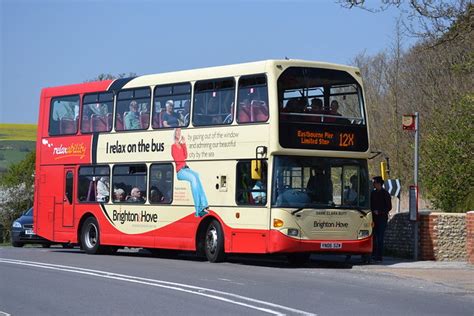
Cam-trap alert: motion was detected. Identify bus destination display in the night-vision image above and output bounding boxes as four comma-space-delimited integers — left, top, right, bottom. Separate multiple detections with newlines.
279, 123, 368, 152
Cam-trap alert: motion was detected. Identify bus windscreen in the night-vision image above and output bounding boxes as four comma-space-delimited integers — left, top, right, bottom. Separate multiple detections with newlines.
278, 67, 368, 151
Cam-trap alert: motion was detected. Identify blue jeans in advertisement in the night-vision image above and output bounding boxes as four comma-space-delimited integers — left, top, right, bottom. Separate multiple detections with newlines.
177, 167, 208, 217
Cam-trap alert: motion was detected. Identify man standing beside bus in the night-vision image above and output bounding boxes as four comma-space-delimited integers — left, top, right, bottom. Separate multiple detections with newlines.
370, 176, 392, 262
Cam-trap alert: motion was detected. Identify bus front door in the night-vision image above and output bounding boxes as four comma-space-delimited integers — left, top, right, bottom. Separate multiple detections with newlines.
62, 168, 75, 227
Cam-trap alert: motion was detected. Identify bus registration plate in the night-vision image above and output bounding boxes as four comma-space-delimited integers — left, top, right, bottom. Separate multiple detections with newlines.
321, 242, 342, 249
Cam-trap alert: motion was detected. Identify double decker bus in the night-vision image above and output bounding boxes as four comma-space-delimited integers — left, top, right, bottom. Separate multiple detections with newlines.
34, 59, 372, 263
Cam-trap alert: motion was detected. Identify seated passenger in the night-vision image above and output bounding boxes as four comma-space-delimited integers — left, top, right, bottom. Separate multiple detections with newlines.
96, 176, 110, 202
307, 167, 333, 203
310, 98, 323, 113
127, 187, 145, 203
343, 175, 358, 205
113, 188, 126, 202
283, 99, 298, 113
162, 100, 181, 127
86, 103, 108, 116
208, 98, 222, 124
149, 187, 164, 203
179, 100, 190, 126
124, 101, 141, 130
330, 100, 342, 116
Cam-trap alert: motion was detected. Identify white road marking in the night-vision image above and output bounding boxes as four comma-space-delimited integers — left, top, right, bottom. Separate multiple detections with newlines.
0, 311, 11, 316
0, 258, 315, 316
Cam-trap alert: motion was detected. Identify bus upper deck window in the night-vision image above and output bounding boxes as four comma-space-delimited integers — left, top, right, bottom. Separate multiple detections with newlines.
49, 95, 80, 136
193, 78, 235, 126
237, 75, 269, 124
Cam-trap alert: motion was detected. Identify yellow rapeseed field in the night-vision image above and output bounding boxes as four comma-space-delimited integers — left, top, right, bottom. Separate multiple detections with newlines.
0, 123, 37, 141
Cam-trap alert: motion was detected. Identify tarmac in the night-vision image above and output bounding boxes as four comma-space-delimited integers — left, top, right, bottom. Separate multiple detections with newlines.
337, 255, 474, 293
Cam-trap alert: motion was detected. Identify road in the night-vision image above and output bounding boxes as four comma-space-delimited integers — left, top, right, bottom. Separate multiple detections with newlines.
0, 246, 473, 316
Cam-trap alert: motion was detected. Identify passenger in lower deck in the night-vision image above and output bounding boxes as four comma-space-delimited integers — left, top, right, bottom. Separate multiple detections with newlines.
113, 188, 126, 202
127, 187, 145, 203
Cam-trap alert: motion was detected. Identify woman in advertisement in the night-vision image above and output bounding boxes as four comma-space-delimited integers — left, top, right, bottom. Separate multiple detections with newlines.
171, 128, 209, 217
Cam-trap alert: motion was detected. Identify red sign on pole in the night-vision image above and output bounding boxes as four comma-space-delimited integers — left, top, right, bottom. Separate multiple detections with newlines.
402, 114, 416, 131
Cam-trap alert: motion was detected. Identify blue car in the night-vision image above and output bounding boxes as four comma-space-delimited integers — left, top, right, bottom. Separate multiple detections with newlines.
11, 207, 52, 247
11, 207, 74, 248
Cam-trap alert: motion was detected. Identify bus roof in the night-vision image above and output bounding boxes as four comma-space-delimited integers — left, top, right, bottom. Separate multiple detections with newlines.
41, 59, 361, 96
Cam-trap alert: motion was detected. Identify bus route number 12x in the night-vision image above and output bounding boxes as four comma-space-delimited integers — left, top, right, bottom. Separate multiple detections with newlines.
339, 132, 355, 148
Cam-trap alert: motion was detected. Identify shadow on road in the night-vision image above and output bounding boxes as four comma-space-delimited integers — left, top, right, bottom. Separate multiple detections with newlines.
47, 246, 380, 269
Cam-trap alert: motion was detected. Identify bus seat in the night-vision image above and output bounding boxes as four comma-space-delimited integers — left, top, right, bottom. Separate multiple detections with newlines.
238, 105, 251, 123
122, 111, 130, 130
86, 180, 97, 202
251, 100, 269, 122
81, 116, 91, 133
248, 192, 255, 204
152, 112, 161, 128
106, 113, 113, 130
91, 114, 108, 132
115, 113, 123, 131
140, 111, 150, 129
153, 111, 165, 128
60, 118, 77, 134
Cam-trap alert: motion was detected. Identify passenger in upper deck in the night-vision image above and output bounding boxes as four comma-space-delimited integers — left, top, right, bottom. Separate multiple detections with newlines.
180, 100, 190, 126
310, 98, 323, 113
208, 97, 222, 124
87, 103, 108, 116
330, 100, 342, 116
162, 100, 181, 127
124, 101, 141, 130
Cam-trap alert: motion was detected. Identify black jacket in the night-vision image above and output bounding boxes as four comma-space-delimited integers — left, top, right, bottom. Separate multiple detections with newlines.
370, 188, 392, 217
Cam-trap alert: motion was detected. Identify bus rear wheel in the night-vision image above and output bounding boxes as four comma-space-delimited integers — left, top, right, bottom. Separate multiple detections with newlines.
204, 220, 225, 263
81, 217, 102, 254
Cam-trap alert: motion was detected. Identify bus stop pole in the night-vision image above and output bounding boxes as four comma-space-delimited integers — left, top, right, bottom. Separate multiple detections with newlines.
414, 112, 419, 261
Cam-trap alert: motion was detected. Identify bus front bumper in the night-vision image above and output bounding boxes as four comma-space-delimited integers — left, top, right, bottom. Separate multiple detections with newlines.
268, 230, 372, 254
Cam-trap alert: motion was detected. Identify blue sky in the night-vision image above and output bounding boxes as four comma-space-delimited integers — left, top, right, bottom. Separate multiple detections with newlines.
1, 0, 407, 124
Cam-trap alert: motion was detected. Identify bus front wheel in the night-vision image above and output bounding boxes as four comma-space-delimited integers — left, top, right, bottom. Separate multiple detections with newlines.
81, 217, 102, 254
204, 220, 225, 263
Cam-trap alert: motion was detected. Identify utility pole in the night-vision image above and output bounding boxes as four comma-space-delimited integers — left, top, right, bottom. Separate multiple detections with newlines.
403, 112, 419, 260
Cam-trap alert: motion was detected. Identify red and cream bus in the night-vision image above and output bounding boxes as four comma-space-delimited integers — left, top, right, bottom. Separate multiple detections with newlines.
34, 59, 373, 263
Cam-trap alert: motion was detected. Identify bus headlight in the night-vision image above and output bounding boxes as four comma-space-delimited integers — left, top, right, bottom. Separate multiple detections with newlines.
358, 230, 370, 239
287, 228, 299, 237
273, 218, 284, 227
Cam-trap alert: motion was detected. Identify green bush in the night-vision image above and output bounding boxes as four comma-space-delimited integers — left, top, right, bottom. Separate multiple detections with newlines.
421, 95, 474, 212
0, 151, 36, 241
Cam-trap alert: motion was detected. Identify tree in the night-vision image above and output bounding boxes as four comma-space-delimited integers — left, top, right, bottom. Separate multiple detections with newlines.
339, 0, 472, 44
421, 94, 473, 212
350, 3, 472, 211
85, 72, 137, 82
0, 151, 35, 241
